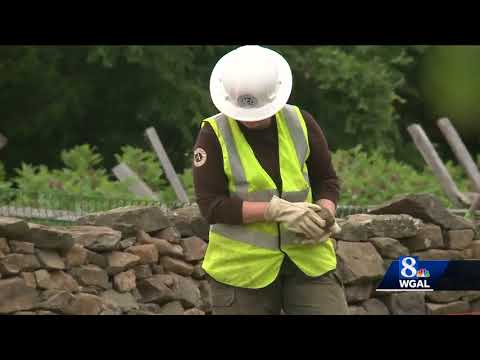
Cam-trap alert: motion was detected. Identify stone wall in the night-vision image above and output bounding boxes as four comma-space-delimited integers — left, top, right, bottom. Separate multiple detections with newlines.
334, 194, 480, 315
0, 205, 211, 315
1, 194, 479, 315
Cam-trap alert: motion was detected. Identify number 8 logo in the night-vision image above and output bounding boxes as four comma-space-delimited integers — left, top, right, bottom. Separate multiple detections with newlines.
401, 257, 417, 278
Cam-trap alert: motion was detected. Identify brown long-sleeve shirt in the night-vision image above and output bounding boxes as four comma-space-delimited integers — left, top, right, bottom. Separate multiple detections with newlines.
192, 109, 340, 225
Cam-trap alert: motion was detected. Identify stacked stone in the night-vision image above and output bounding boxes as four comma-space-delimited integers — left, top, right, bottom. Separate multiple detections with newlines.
2, 195, 479, 316
0, 204, 212, 315
334, 194, 480, 315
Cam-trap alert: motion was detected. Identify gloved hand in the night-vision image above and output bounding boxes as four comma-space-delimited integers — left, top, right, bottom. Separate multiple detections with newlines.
295, 221, 342, 245
313, 204, 342, 235
293, 207, 342, 245
314, 206, 336, 229
264, 196, 327, 239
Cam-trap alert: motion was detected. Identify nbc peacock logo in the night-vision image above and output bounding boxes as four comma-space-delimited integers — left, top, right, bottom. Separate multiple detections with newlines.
416, 268, 430, 278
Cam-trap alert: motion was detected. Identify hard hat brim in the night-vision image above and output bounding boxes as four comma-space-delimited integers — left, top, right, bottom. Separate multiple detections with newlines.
209, 47, 293, 122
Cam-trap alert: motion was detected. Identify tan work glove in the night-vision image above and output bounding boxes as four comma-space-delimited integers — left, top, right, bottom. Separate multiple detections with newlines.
314, 205, 342, 234
264, 196, 327, 239
293, 206, 342, 245
315, 206, 335, 228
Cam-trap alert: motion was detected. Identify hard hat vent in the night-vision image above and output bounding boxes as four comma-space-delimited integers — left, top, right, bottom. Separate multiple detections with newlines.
237, 94, 258, 108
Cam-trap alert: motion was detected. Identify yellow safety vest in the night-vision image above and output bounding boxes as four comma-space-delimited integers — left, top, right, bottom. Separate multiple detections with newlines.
201, 104, 337, 289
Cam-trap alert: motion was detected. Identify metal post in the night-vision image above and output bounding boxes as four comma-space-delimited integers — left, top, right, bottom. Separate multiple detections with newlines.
144, 127, 189, 204
112, 163, 160, 201
407, 124, 470, 207
437, 118, 480, 193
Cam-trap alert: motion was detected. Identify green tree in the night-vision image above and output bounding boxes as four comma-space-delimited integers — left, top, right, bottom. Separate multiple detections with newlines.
0, 46, 221, 177
0, 45, 438, 180
272, 46, 425, 154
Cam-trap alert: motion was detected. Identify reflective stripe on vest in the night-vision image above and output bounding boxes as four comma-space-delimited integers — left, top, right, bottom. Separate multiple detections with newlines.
231, 189, 309, 203
211, 224, 278, 251
214, 113, 249, 196
282, 105, 309, 167
279, 106, 310, 185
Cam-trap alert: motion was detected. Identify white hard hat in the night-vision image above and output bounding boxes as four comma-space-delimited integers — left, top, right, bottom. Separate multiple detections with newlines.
209, 45, 293, 122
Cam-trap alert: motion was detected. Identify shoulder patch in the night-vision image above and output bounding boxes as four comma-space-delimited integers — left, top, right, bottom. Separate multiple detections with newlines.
194, 147, 207, 167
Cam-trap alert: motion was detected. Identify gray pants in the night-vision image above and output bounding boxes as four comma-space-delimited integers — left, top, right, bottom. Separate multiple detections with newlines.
207, 256, 349, 315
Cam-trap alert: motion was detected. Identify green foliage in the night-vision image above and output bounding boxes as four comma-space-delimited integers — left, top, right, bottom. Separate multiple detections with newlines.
180, 168, 195, 199
0, 161, 6, 182
114, 145, 168, 192
61, 144, 103, 172
272, 46, 423, 154
6, 144, 195, 208
113, 145, 194, 203
1, 45, 440, 178
14, 163, 53, 194
0, 181, 9, 194
419, 46, 480, 142
157, 168, 196, 205
14, 145, 130, 197
332, 145, 471, 207
13, 145, 132, 200
0, 45, 221, 176
0, 161, 12, 192
4, 143, 475, 212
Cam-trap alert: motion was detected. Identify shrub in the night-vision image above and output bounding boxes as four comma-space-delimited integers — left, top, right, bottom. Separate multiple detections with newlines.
2, 144, 474, 211
4, 144, 195, 210
332, 145, 471, 207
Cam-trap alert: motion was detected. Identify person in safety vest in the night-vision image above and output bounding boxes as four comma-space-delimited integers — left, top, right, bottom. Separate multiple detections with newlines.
193, 45, 348, 315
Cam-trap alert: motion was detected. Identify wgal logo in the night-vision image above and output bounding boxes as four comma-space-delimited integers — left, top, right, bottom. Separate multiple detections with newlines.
398, 256, 431, 289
